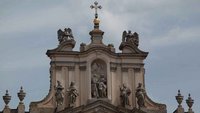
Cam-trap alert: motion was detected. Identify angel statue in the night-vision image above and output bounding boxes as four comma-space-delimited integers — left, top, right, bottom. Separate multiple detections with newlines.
64, 28, 74, 40
122, 31, 127, 42
57, 28, 74, 44
57, 29, 64, 43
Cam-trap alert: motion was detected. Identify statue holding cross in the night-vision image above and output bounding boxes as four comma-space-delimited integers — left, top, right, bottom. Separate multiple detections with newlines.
90, 1, 102, 19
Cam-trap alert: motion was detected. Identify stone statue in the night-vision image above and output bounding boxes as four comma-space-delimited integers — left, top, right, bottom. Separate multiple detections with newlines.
91, 60, 107, 99
127, 30, 132, 39
57, 28, 74, 44
120, 84, 131, 107
55, 81, 64, 106
91, 74, 107, 98
64, 28, 74, 40
122, 31, 127, 42
136, 83, 145, 109
98, 74, 107, 98
91, 74, 99, 98
57, 29, 64, 43
67, 82, 79, 107
121, 30, 139, 47
131, 32, 139, 47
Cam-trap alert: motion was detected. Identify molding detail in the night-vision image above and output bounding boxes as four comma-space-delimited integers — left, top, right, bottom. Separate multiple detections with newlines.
121, 68, 128, 72
79, 66, 87, 71
110, 67, 117, 72
68, 66, 75, 71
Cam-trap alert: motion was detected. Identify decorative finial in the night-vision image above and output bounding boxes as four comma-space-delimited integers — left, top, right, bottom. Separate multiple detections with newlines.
186, 93, 194, 113
175, 90, 183, 107
90, 1, 102, 29
90, 1, 102, 19
18, 86, 26, 104
3, 90, 11, 108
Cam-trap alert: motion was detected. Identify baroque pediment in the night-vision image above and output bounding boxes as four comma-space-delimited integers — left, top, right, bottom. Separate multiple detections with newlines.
119, 42, 147, 54
58, 100, 147, 113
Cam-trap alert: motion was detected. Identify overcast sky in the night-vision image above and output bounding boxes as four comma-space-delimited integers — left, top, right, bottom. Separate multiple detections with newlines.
0, 0, 199, 113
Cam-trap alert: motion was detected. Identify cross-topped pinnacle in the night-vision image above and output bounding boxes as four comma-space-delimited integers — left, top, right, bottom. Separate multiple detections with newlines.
90, 1, 102, 19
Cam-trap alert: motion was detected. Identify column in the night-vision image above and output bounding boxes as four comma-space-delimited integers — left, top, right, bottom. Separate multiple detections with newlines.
75, 64, 80, 106
64, 67, 69, 108
80, 66, 86, 105
107, 62, 111, 100
128, 68, 133, 108
132, 68, 136, 107
116, 65, 122, 105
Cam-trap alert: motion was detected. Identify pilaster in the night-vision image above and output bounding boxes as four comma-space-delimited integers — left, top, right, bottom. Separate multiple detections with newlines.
107, 62, 111, 100
75, 64, 80, 106
17, 103, 25, 113
131, 68, 136, 107
80, 66, 87, 105
64, 66, 69, 108
3, 107, 10, 113
127, 68, 134, 108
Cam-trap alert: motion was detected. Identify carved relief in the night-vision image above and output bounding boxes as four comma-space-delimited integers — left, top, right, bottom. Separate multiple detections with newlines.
91, 59, 107, 98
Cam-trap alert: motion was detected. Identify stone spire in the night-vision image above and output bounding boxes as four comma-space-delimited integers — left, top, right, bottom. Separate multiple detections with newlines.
89, 1, 104, 44
80, 1, 115, 52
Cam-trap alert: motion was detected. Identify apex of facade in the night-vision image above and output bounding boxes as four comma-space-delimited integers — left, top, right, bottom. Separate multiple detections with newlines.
43, 2, 166, 113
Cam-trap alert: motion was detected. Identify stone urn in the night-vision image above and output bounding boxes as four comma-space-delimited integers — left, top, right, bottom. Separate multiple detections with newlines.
18, 87, 26, 104
186, 94, 194, 112
3, 90, 11, 107
175, 90, 183, 107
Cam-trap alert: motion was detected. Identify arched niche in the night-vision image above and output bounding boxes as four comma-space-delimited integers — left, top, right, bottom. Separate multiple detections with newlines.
91, 59, 107, 98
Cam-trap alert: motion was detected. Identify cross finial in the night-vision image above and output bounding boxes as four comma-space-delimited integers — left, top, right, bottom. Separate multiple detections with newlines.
90, 1, 102, 19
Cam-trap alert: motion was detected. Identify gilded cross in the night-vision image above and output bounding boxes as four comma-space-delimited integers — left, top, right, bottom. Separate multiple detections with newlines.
90, 1, 102, 19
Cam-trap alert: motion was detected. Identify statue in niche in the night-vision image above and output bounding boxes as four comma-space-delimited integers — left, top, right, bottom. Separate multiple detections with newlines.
55, 81, 64, 106
67, 82, 79, 107
98, 74, 107, 98
57, 28, 74, 44
122, 30, 139, 47
91, 74, 99, 98
136, 83, 145, 109
91, 60, 107, 98
120, 83, 131, 107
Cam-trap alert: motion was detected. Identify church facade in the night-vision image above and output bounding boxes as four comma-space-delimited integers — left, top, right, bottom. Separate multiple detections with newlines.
1, 2, 194, 113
